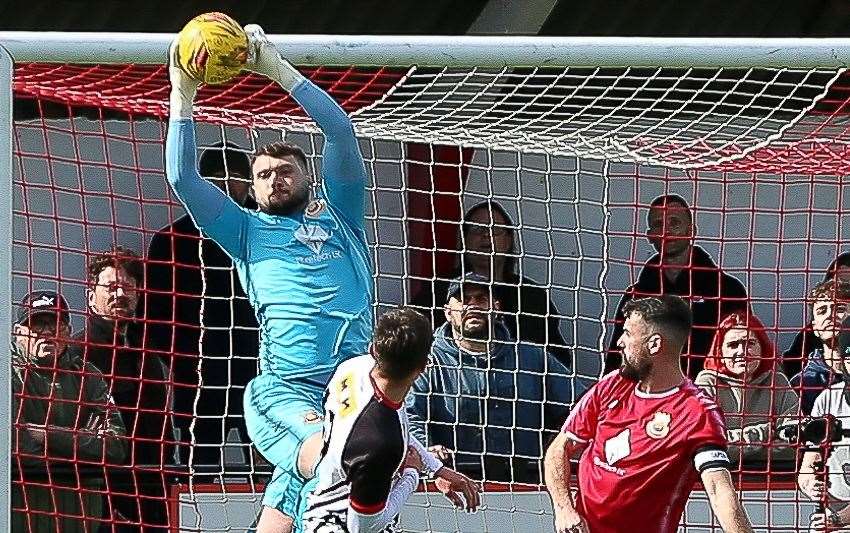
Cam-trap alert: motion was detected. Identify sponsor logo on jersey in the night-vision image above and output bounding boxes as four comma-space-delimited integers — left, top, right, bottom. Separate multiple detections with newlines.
645, 411, 672, 439
294, 222, 342, 264
607, 399, 619, 409
305, 199, 326, 219
604, 428, 631, 466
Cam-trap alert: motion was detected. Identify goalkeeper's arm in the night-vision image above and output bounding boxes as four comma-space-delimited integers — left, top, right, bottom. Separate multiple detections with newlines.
244, 25, 367, 226
165, 40, 247, 258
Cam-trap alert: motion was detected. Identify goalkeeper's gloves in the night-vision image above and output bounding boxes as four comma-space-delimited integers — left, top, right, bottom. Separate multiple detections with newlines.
243, 24, 305, 92
167, 38, 201, 119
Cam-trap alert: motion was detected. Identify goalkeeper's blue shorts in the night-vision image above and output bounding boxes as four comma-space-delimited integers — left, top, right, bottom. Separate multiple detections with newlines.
244, 373, 325, 522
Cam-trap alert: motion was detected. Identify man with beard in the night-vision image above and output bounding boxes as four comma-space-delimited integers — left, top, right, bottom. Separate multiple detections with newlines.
166, 26, 373, 533
545, 295, 753, 533
606, 194, 748, 378
408, 273, 583, 483
69, 247, 173, 531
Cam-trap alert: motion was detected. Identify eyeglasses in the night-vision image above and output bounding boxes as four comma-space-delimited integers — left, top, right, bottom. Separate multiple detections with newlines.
465, 225, 511, 237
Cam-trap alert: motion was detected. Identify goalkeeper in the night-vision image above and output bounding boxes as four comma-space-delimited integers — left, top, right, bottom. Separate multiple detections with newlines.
166, 25, 373, 533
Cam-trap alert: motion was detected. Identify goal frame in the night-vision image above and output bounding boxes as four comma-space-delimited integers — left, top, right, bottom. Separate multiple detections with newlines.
5, 32, 850, 532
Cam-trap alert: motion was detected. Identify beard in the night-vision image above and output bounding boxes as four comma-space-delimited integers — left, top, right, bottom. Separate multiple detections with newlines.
263, 184, 310, 216
620, 356, 652, 382
457, 313, 491, 341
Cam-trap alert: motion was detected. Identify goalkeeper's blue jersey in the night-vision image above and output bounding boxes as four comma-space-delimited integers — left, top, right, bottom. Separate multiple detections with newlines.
165, 79, 373, 380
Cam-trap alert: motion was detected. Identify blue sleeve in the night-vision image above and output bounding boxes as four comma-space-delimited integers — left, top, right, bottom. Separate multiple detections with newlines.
406, 374, 431, 445
290, 80, 367, 229
165, 119, 248, 259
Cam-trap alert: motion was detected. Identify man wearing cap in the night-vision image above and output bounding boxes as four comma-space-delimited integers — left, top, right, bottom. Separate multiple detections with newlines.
11, 291, 126, 533
799, 314, 850, 530
407, 273, 588, 483
145, 142, 259, 467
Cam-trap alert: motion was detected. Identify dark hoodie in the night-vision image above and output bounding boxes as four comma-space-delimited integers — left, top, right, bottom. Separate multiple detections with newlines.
789, 349, 844, 415
408, 321, 589, 482
410, 200, 572, 369
606, 245, 748, 377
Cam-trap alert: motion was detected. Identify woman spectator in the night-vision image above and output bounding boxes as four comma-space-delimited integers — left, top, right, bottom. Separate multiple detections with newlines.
695, 312, 799, 470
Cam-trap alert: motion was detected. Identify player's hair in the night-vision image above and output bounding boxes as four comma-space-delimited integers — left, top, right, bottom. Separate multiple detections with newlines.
87, 245, 143, 288
372, 307, 433, 381
809, 279, 850, 306
254, 141, 309, 174
199, 141, 251, 179
648, 194, 693, 224
622, 295, 693, 348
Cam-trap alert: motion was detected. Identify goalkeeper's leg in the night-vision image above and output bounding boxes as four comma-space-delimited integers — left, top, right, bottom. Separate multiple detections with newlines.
245, 375, 326, 533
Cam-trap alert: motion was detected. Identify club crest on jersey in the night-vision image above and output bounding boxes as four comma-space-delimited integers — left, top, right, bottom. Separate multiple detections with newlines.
645, 411, 672, 439
305, 199, 326, 219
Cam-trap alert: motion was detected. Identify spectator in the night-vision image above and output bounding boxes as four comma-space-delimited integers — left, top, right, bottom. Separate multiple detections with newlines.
797, 315, 850, 529
606, 194, 748, 378
12, 291, 125, 533
410, 200, 571, 369
789, 279, 850, 415
408, 273, 586, 484
68, 247, 172, 532
145, 142, 259, 467
695, 312, 798, 470
782, 251, 850, 377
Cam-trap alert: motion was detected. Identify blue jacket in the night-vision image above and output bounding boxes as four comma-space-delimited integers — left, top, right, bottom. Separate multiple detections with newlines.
408, 322, 589, 461
790, 349, 843, 415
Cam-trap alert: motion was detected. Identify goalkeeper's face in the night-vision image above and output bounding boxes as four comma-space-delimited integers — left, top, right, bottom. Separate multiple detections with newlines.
252, 154, 311, 216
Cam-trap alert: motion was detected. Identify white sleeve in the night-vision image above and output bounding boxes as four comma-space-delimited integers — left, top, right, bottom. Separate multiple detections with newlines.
409, 435, 443, 475
811, 390, 826, 417
347, 469, 419, 533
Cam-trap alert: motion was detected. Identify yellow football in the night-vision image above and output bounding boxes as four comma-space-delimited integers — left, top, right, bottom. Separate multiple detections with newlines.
175, 12, 248, 85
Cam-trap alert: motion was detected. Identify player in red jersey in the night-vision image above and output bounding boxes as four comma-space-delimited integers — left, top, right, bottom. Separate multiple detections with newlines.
544, 295, 754, 533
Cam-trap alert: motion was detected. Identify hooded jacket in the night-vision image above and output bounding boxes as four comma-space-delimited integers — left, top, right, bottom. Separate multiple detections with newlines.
607, 245, 748, 377
408, 322, 588, 470
790, 349, 844, 415
409, 200, 571, 369
694, 313, 798, 466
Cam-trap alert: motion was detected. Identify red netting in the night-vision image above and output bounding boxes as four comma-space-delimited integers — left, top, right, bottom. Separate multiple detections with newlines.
10, 61, 850, 532
14, 63, 407, 125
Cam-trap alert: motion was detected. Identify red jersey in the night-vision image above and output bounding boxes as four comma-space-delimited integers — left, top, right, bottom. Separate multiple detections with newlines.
562, 371, 729, 533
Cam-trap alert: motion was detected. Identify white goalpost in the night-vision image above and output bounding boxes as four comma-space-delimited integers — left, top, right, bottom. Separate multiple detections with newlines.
4, 32, 850, 533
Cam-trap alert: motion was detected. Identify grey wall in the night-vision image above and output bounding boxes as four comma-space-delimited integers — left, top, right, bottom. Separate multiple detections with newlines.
13, 117, 850, 384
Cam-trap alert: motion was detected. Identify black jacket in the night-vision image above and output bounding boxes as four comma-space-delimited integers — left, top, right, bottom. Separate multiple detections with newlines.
69, 315, 172, 468
145, 213, 259, 464
410, 270, 572, 370
606, 245, 748, 377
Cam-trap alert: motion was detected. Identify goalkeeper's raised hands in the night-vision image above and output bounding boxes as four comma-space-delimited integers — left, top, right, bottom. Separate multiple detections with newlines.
243, 24, 304, 91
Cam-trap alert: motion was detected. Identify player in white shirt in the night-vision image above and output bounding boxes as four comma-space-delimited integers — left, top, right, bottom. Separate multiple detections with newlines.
303, 308, 480, 533
799, 315, 850, 530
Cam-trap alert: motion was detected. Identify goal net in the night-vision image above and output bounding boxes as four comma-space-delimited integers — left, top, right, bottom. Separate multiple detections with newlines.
6, 36, 850, 532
